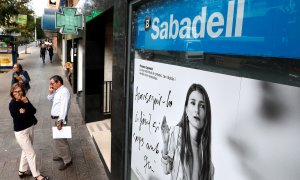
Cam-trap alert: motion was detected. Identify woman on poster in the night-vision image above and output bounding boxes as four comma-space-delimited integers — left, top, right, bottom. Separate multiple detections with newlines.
161, 83, 214, 180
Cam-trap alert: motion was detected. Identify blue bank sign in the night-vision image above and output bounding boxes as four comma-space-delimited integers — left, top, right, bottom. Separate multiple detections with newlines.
135, 0, 300, 59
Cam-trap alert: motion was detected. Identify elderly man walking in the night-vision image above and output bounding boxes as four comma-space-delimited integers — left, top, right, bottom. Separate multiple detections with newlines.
47, 75, 72, 170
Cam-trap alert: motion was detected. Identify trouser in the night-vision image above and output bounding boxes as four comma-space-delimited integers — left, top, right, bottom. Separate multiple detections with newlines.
52, 120, 72, 164
41, 54, 45, 63
14, 126, 40, 177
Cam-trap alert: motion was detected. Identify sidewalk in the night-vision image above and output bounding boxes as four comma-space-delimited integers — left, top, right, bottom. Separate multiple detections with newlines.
0, 46, 109, 180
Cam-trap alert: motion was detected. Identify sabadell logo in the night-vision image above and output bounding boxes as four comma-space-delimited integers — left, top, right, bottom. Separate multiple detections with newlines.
144, 0, 245, 40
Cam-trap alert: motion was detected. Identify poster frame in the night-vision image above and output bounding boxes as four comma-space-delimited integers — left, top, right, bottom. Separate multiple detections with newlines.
125, 0, 142, 179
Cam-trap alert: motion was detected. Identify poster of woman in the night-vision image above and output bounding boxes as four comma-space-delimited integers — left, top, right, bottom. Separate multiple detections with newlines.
131, 58, 241, 180
160, 83, 214, 180
131, 58, 300, 180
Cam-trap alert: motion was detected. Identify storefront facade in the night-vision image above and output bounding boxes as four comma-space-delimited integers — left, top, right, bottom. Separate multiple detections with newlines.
124, 0, 300, 180
73, 0, 300, 179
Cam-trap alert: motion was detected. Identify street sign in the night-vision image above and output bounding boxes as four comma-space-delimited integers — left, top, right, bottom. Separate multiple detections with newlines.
17, 15, 27, 27
48, 0, 61, 9
55, 7, 83, 34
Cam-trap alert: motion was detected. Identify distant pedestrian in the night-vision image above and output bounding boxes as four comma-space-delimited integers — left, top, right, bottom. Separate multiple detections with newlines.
9, 83, 49, 180
48, 45, 54, 63
11, 63, 31, 92
47, 75, 72, 170
40, 44, 46, 64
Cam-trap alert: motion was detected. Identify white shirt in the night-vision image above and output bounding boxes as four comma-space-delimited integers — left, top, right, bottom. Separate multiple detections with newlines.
47, 85, 70, 124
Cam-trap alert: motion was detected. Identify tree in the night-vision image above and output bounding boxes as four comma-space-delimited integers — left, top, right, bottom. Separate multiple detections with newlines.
18, 14, 35, 53
0, 0, 33, 26
0, 0, 18, 27
77, 0, 105, 15
36, 17, 46, 40
0, 0, 36, 53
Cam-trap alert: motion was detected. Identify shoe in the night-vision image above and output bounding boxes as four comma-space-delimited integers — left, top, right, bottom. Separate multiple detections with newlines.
58, 161, 72, 170
34, 175, 49, 180
19, 170, 32, 178
53, 156, 62, 161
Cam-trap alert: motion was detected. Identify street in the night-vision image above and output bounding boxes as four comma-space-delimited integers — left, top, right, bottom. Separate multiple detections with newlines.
0, 45, 108, 180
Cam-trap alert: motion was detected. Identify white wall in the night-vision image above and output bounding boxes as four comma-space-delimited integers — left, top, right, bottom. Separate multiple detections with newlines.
62, 38, 67, 66
77, 39, 83, 91
104, 21, 113, 81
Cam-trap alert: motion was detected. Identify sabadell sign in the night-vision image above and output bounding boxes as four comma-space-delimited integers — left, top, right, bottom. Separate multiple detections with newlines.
135, 0, 300, 59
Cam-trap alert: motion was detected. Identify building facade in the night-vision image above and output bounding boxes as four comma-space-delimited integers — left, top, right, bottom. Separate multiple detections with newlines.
56, 0, 300, 179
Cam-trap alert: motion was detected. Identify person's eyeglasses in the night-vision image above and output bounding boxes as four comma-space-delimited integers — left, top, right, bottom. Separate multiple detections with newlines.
50, 82, 56, 85
13, 90, 23, 94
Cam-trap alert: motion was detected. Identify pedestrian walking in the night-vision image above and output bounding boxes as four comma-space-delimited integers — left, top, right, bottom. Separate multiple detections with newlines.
47, 75, 72, 170
40, 44, 46, 64
9, 83, 49, 180
11, 63, 31, 92
48, 45, 54, 63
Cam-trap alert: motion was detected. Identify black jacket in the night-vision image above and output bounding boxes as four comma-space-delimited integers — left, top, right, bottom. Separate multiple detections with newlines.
40, 47, 46, 55
48, 47, 54, 56
9, 100, 37, 132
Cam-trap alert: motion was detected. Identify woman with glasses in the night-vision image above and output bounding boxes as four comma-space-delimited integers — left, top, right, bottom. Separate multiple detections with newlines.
9, 83, 49, 180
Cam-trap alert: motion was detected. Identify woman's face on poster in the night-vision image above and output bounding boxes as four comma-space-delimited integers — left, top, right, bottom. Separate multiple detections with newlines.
229, 81, 300, 180
185, 90, 206, 130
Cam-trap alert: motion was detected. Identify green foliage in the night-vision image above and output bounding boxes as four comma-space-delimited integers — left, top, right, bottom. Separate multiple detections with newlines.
16, 0, 33, 15
0, 0, 35, 43
36, 17, 46, 39
0, 0, 19, 26
0, 0, 34, 26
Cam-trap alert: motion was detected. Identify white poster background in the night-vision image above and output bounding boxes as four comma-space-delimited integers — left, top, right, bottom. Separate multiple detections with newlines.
231, 79, 300, 180
131, 58, 242, 180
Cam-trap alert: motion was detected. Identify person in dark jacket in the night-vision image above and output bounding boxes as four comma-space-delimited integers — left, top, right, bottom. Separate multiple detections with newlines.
40, 44, 47, 64
11, 63, 31, 92
48, 45, 54, 63
9, 83, 49, 180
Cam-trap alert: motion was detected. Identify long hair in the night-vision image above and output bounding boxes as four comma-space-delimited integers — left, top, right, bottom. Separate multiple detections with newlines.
14, 63, 23, 73
10, 83, 26, 100
177, 83, 213, 180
